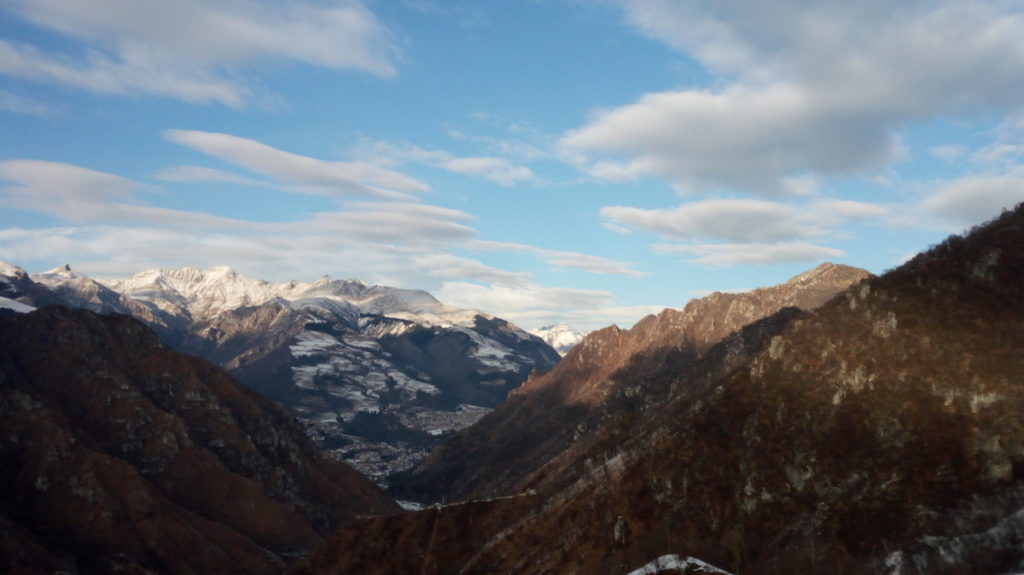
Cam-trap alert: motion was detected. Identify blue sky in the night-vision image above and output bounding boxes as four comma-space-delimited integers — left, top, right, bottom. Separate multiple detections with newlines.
2, 0, 1024, 332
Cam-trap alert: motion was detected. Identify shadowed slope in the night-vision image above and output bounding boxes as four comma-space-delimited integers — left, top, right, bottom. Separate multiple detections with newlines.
0, 307, 398, 575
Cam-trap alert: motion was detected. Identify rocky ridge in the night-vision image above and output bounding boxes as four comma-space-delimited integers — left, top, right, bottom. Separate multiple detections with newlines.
392, 262, 870, 503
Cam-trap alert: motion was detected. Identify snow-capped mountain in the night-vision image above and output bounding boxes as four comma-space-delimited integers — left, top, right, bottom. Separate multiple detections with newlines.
529, 323, 586, 356
1, 262, 561, 482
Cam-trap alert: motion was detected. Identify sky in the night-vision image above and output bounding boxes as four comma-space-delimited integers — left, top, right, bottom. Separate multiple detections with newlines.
2, 0, 1024, 333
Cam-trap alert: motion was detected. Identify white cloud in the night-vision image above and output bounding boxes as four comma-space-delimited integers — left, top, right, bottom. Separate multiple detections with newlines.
304, 202, 476, 245
436, 280, 616, 328
0, 156, 646, 330
0, 159, 139, 203
0, 159, 265, 230
153, 165, 271, 187
0, 39, 248, 107
565, 1, 1024, 196
654, 242, 845, 266
564, 83, 896, 195
811, 199, 892, 222
436, 279, 674, 331
165, 130, 429, 199
469, 239, 645, 277
601, 199, 822, 243
0, 88, 52, 116
921, 170, 1024, 227
601, 196, 890, 266
354, 139, 537, 187
0, 0, 398, 106
930, 145, 967, 162
413, 253, 531, 285
442, 157, 535, 186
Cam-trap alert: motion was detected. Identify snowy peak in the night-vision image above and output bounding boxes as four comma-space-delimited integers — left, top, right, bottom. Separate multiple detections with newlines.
0, 261, 28, 281
105, 266, 457, 325
529, 323, 586, 356
29, 264, 129, 314
104, 265, 279, 320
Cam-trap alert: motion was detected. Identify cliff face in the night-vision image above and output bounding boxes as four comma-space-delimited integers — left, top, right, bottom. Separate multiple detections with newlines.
392, 263, 869, 503
0, 307, 398, 575
298, 205, 1024, 575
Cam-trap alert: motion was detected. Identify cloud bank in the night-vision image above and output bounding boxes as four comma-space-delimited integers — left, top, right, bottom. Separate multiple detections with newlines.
0, 0, 399, 107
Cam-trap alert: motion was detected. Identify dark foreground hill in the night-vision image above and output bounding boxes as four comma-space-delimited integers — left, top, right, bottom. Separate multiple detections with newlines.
293, 205, 1024, 575
0, 307, 398, 575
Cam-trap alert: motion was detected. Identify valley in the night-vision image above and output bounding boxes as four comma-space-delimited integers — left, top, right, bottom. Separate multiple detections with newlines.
4, 203, 1024, 574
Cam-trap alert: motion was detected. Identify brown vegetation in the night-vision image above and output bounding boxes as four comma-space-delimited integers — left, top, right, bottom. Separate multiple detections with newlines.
0, 307, 398, 574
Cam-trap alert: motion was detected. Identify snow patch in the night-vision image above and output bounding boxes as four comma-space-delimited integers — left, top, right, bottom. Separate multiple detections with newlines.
0, 261, 27, 280
0, 296, 35, 313
625, 555, 732, 575
530, 323, 586, 355
289, 328, 440, 419
456, 326, 521, 372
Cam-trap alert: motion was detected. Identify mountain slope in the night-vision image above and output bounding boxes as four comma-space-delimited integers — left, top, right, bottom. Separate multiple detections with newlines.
298, 205, 1024, 574
392, 263, 869, 503
0, 307, 398, 575
1, 264, 560, 482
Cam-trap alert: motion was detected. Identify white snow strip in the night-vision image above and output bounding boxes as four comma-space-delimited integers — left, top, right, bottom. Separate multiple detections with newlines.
625, 555, 732, 575
290, 330, 341, 357
397, 500, 425, 511
0, 296, 35, 313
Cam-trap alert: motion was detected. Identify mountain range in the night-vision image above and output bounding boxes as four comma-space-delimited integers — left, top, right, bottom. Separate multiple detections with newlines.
0, 263, 560, 482
295, 204, 1024, 574
6, 202, 1023, 574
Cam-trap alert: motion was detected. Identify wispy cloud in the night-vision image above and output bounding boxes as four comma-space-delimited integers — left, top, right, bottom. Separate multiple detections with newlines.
601, 199, 823, 243
654, 242, 845, 267
354, 139, 537, 187
0, 88, 52, 116
601, 197, 892, 266
442, 157, 535, 186
470, 240, 645, 277
0, 159, 260, 230
165, 130, 429, 199
153, 165, 272, 187
0, 0, 399, 107
0, 155, 644, 329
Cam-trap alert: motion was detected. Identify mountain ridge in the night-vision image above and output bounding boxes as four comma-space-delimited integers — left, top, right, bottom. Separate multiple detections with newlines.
390, 262, 870, 503
0, 263, 561, 481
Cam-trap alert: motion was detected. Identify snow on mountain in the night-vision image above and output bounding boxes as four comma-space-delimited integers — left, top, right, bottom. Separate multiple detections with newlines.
104, 265, 476, 328
0, 296, 34, 313
625, 555, 732, 575
0, 261, 26, 281
29, 264, 130, 314
530, 323, 586, 356
13, 262, 561, 483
